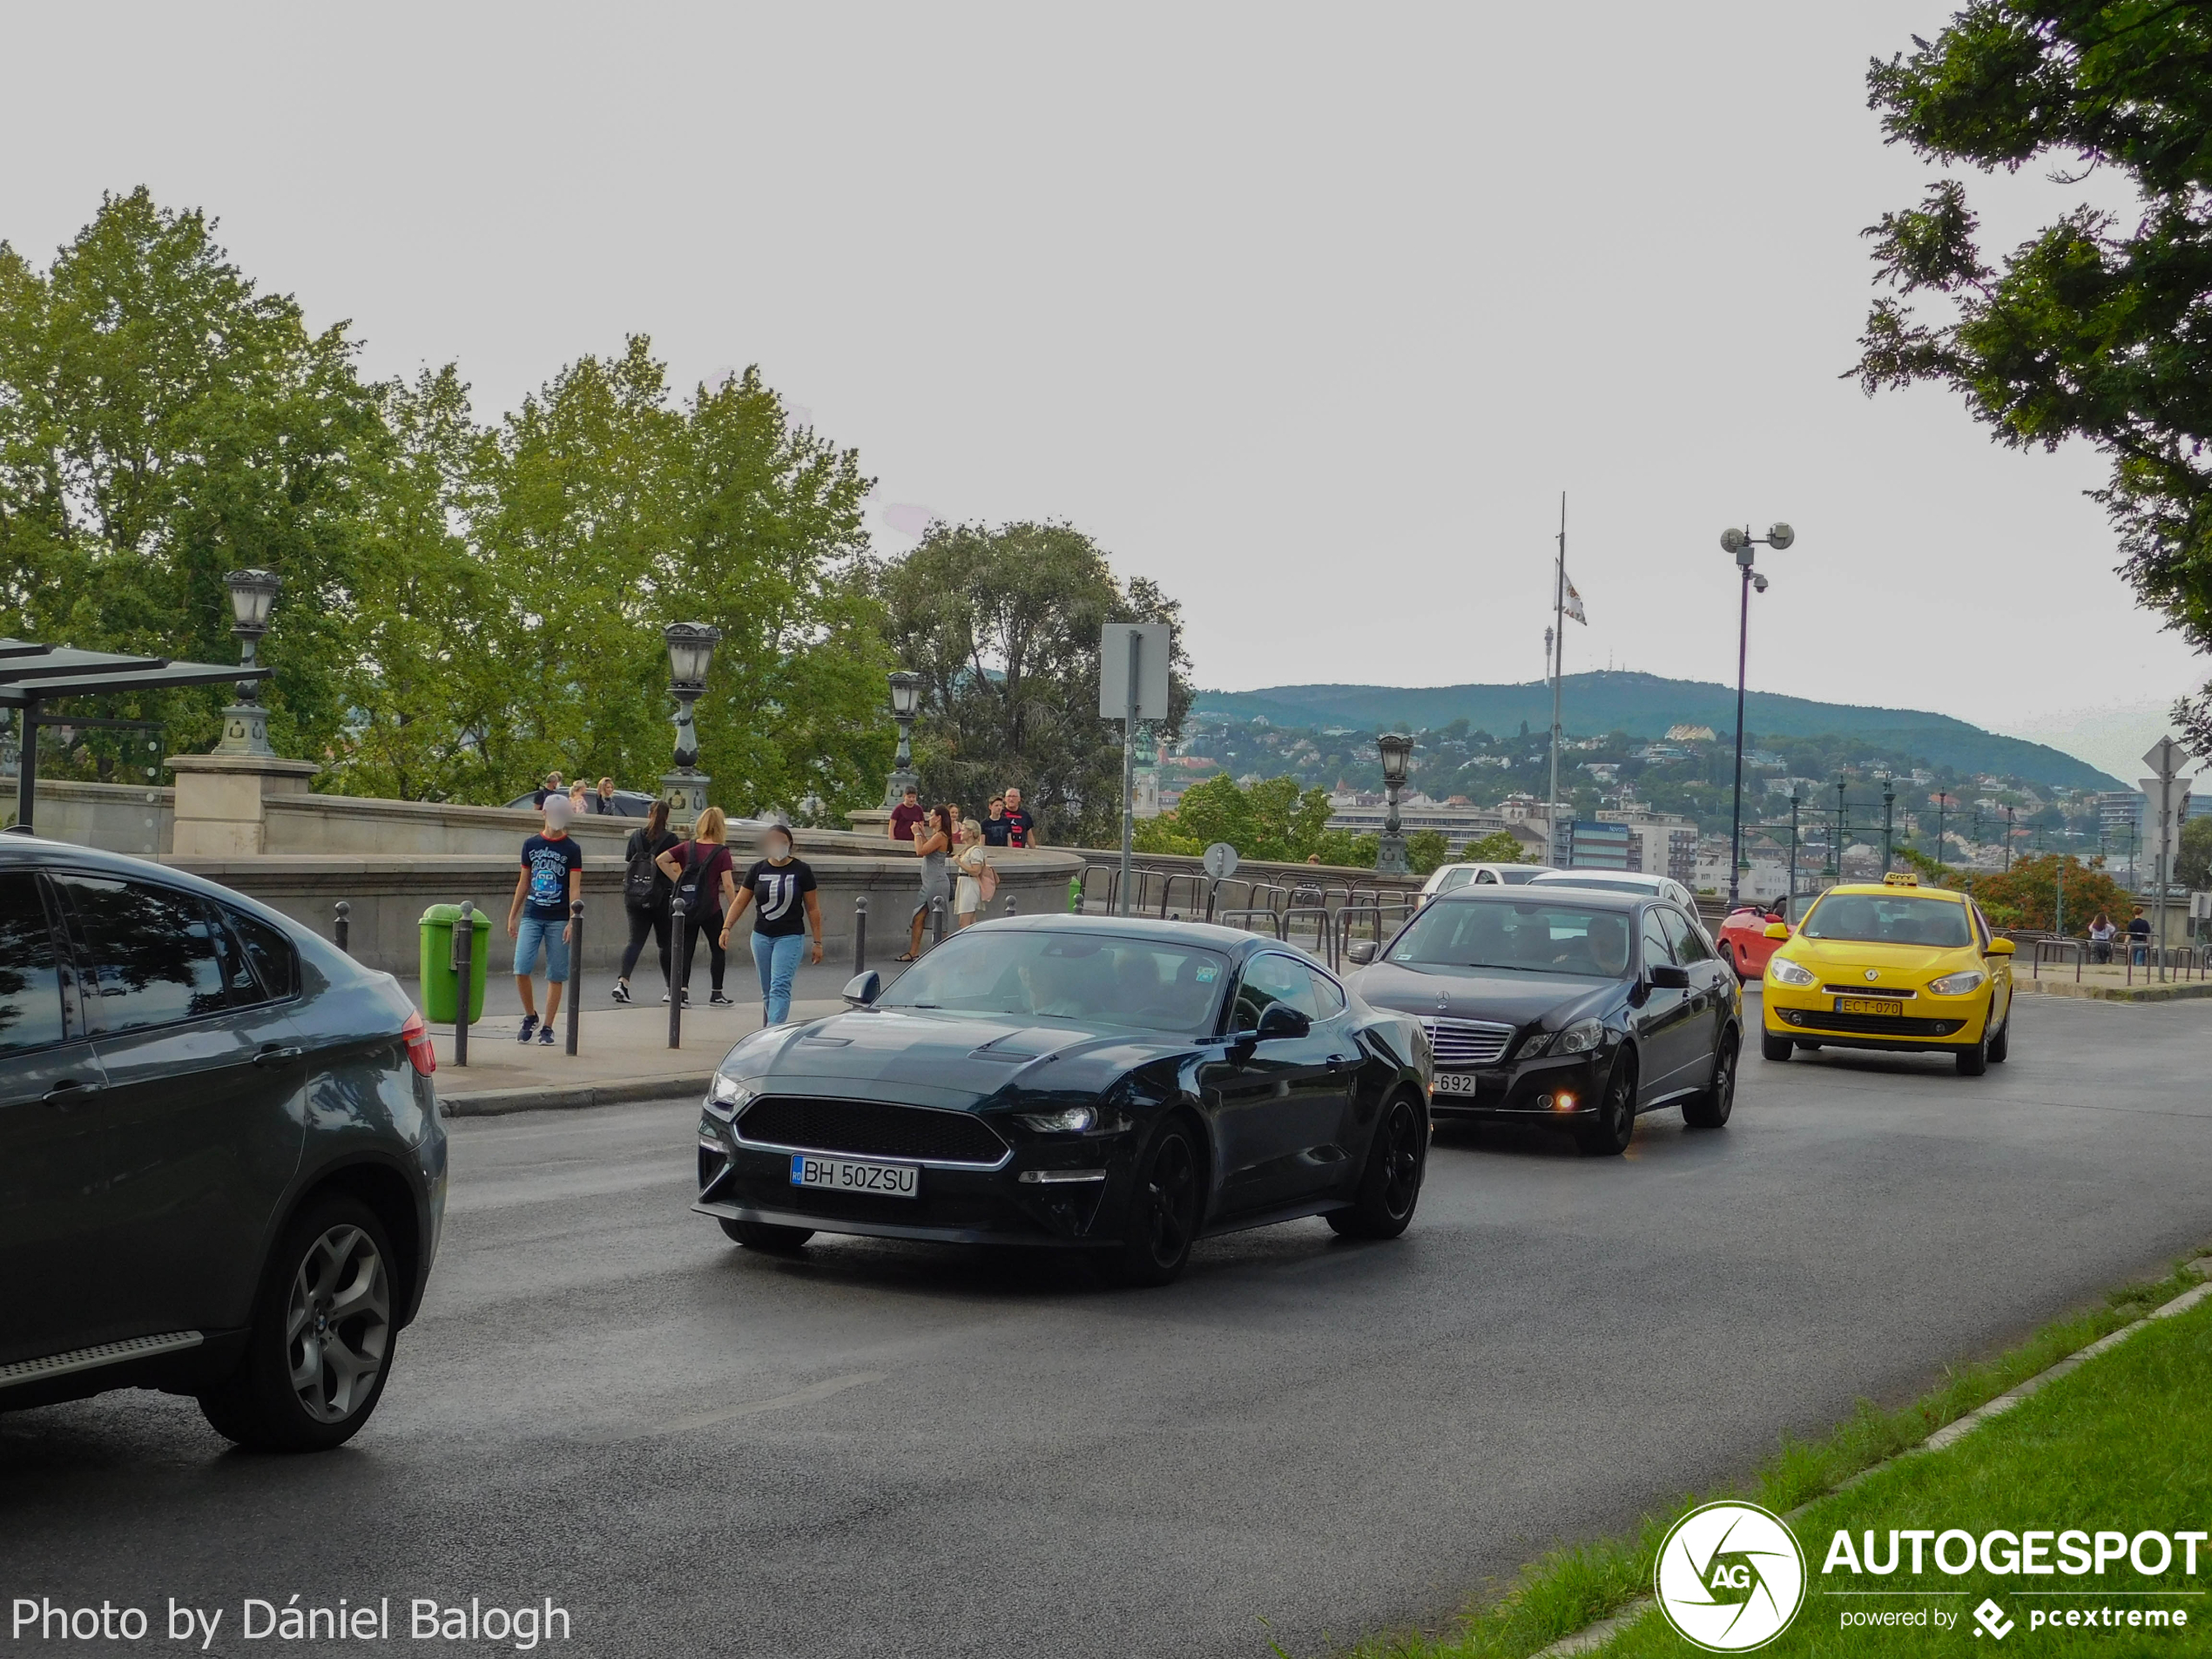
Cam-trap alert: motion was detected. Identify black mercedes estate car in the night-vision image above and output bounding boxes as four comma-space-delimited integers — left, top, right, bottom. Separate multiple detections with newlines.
694, 916, 1431, 1284
1346, 886, 1740, 1156
0, 833, 446, 1450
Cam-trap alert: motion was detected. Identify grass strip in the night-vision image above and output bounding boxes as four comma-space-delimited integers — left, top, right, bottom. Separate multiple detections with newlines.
1593, 1284, 2212, 1655
1336, 1258, 2207, 1659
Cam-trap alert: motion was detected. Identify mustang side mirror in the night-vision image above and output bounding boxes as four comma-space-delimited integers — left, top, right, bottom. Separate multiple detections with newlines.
842, 970, 881, 1008
1763, 922, 1791, 941
1345, 940, 1378, 966
1256, 1003, 1312, 1042
1985, 937, 2016, 957
1648, 963, 1690, 990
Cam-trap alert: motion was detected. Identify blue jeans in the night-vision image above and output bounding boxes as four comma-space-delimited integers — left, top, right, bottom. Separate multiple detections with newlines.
752, 930, 806, 1024
514, 915, 570, 982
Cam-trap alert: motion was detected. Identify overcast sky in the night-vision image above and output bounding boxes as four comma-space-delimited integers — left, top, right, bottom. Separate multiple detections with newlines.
4, 2, 2202, 765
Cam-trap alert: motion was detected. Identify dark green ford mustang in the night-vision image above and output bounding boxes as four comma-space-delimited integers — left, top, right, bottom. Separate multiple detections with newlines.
694, 915, 1431, 1285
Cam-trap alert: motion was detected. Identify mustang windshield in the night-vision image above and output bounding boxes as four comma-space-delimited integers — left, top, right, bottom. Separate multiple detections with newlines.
1799, 894, 1972, 948
880, 930, 1232, 1034
1389, 900, 1633, 977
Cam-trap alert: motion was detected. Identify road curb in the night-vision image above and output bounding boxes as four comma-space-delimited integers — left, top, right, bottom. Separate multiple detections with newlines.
1526, 1257, 2212, 1659
438, 1074, 715, 1116
2013, 977, 2212, 1003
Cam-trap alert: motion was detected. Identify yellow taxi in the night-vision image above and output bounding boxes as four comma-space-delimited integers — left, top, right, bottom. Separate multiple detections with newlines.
1758, 873, 2014, 1076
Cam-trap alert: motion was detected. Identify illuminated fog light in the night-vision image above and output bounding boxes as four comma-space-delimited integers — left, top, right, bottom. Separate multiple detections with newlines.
1554, 1092, 1578, 1111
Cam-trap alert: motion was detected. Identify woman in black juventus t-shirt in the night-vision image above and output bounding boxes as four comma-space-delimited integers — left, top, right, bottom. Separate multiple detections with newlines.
720, 821, 823, 1025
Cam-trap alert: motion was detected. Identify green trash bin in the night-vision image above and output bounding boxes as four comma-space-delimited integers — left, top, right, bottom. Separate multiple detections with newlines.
419, 903, 491, 1025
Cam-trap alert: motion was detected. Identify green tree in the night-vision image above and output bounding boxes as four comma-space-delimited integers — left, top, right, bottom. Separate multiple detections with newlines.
1461, 828, 1531, 864
874, 521, 1190, 843
0, 188, 382, 765
1404, 829, 1451, 876
1854, 8, 2212, 743
2175, 813, 2212, 891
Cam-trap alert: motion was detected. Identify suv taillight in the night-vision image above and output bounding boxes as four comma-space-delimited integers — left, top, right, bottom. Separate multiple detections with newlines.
401, 1010, 437, 1076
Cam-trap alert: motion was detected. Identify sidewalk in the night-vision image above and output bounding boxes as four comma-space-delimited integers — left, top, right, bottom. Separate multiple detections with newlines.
409, 956, 888, 1115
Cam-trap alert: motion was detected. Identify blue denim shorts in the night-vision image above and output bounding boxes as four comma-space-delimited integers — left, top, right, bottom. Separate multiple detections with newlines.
514, 914, 570, 982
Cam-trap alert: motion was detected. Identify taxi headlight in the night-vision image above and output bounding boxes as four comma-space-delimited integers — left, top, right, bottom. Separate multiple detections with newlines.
1927, 968, 1986, 996
1767, 957, 1817, 988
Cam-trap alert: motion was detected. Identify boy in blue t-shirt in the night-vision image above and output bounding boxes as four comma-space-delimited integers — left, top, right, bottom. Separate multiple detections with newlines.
507, 792, 584, 1044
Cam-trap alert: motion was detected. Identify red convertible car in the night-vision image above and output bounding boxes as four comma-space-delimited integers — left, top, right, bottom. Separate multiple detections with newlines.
1716, 905, 1791, 979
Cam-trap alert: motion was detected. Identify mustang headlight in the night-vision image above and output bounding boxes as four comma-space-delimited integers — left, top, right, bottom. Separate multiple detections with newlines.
1927, 968, 1986, 996
1017, 1104, 1098, 1135
1550, 1018, 1604, 1055
705, 1073, 758, 1121
1767, 956, 1817, 988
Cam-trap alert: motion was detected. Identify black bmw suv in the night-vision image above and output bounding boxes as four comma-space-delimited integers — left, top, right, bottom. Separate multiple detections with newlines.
0, 833, 446, 1450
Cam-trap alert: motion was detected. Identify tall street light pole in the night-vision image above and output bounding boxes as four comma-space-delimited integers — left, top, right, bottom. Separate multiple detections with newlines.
884, 670, 921, 807
1833, 775, 1847, 881
1718, 522, 1793, 907
214, 569, 282, 757
1882, 779, 1896, 875
660, 622, 720, 820
1786, 788, 1801, 919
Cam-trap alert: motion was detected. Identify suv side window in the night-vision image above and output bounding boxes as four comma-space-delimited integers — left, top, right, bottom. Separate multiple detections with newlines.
223, 906, 299, 1001
54, 874, 234, 1034
1660, 907, 1712, 963
1232, 952, 1322, 1026
0, 872, 68, 1054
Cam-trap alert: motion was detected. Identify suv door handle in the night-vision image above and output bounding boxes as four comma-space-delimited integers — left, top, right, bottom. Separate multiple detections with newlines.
43, 1078, 101, 1108
253, 1045, 303, 1068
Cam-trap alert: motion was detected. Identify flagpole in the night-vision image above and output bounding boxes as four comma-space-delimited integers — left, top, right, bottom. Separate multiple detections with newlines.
1548, 492, 1565, 867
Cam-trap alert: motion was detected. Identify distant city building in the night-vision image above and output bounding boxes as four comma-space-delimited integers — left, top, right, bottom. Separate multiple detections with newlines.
1597, 807, 1699, 885
2098, 790, 2144, 841
1665, 725, 1716, 743
1564, 819, 1639, 871
1741, 749, 1785, 770
1325, 790, 1542, 856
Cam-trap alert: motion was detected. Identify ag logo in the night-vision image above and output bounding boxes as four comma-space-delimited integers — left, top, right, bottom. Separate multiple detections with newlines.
1654, 1501, 1805, 1652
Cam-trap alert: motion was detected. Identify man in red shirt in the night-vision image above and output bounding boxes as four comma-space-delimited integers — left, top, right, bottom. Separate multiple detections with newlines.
887, 784, 925, 844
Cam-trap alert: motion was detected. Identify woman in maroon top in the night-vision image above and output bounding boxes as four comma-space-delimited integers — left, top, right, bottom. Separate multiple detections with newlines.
655, 805, 740, 1005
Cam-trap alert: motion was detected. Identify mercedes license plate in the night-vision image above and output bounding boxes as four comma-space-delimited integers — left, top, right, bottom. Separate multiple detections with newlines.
1432, 1071, 1482, 1097
1832, 996, 1899, 1017
790, 1154, 920, 1198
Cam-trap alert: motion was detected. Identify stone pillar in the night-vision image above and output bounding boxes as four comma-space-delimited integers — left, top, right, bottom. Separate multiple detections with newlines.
661, 768, 711, 828
166, 754, 320, 856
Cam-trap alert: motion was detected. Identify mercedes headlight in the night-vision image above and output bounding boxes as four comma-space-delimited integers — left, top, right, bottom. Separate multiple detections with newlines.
1550, 1018, 1604, 1055
1017, 1104, 1098, 1135
1768, 957, 1817, 988
1927, 968, 1986, 996
705, 1073, 758, 1121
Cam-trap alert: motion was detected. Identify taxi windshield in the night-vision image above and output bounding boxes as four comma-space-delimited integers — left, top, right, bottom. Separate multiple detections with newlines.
1799, 893, 1971, 948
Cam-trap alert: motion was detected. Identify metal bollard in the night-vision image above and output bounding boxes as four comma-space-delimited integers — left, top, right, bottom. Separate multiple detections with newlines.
670, 914, 690, 1050
1002, 894, 1018, 916
334, 900, 350, 955
853, 894, 868, 974
452, 900, 474, 1068
931, 894, 946, 948
566, 899, 583, 1057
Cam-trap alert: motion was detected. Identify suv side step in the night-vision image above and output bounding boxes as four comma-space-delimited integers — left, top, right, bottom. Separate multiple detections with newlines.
0, 1332, 204, 1390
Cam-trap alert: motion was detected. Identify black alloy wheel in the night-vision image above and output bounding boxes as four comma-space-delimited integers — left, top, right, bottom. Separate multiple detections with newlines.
1116, 1122, 1201, 1286
1956, 1026, 1990, 1076
1987, 1008, 2010, 1063
722, 1218, 814, 1252
198, 1195, 397, 1453
1683, 1031, 1737, 1130
1576, 1055, 1637, 1157
1329, 1093, 1426, 1239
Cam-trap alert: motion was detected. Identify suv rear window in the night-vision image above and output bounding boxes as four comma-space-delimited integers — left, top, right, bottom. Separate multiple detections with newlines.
56, 874, 236, 1033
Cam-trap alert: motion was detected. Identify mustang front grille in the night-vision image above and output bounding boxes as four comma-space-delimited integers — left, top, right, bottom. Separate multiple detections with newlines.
736, 1096, 1010, 1166
1420, 1017, 1514, 1069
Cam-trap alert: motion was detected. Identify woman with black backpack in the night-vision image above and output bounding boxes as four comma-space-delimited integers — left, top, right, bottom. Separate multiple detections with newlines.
611, 798, 681, 1005
655, 805, 739, 1007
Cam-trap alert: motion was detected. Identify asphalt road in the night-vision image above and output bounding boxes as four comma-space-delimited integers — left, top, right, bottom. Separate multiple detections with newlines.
5, 992, 2211, 1659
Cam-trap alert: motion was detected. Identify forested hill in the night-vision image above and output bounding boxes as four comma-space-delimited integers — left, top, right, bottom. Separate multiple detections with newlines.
1191, 672, 2123, 792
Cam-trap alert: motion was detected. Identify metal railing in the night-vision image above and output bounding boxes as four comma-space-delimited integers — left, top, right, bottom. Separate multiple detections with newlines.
2031, 936, 2083, 983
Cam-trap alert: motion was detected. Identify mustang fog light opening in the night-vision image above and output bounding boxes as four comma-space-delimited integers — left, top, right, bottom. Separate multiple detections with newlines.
1017, 1169, 1109, 1184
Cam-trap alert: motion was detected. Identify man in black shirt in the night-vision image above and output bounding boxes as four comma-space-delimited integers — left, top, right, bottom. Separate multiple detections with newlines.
998, 785, 1036, 848
2128, 905, 2153, 966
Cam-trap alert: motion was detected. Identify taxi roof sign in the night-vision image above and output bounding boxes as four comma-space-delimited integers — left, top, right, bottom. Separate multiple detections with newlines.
1883, 871, 1919, 887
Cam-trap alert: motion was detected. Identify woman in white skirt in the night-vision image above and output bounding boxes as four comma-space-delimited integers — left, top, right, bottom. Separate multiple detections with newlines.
954, 818, 990, 927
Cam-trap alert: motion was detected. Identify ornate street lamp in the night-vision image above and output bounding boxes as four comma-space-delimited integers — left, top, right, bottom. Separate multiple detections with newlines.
213, 568, 282, 756
661, 621, 721, 819
1375, 732, 1413, 876
1718, 522, 1792, 907
1882, 778, 1897, 874
884, 670, 921, 809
